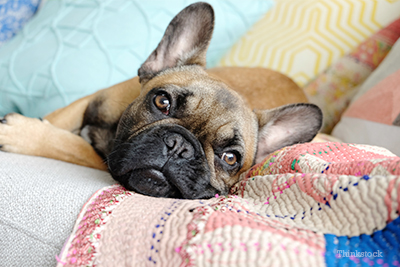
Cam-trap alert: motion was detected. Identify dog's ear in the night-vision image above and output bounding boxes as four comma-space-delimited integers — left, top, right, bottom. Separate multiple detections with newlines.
138, 2, 214, 84
254, 104, 323, 164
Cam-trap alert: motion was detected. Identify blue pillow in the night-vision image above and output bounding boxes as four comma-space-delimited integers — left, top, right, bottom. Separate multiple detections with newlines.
0, 0, 274, 118
0, 0, 41, 47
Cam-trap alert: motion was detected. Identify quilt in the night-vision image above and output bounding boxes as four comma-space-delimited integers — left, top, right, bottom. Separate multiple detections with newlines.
56, 142, 400, 267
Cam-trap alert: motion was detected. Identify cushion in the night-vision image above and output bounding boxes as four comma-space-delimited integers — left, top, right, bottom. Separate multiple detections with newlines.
0, 0, 273, 118
0, 152, 115, 267
351, 36, 400, 105
332, 38, 400, 156
304, 18, 400, 133
0, 0, 41, 47
56, 142, 400, 266
217, 0, 400, 87
332, 70, 400, 156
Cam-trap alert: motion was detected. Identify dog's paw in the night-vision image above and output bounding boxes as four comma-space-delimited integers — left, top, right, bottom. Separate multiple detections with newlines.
0, 113, 45, 155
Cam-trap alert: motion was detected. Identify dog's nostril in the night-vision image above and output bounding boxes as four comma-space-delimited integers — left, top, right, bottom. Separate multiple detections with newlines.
179, 148, 193, 158
165, 138, 175, 149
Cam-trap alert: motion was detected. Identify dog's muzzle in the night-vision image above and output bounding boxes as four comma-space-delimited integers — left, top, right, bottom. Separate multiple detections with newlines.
107, 124, 218, 199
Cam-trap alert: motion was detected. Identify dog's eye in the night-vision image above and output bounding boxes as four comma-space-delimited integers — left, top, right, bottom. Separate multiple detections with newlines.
221, 152, 237, 166
154, 93, 170, 115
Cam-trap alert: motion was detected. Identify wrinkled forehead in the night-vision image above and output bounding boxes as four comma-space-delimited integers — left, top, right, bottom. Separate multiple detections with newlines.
141, 66, 257, 144
143, 67, 251, 114
142, 66, 225, 95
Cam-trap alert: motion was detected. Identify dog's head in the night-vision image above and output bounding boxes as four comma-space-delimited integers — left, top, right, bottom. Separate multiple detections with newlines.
108, 2, 322, 199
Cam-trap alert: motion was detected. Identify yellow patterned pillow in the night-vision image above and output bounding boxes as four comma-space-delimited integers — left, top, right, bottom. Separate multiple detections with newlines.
217, 0, 400, 87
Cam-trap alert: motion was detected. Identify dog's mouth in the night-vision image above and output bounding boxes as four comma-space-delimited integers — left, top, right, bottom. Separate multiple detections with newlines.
107, 124, 218, 199
111, 168, 183, 198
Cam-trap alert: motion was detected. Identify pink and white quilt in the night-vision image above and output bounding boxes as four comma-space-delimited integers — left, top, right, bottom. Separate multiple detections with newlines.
56, 142, 400, 267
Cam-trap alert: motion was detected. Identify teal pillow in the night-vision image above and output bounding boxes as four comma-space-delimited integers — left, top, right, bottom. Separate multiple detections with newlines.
0, 0, 273, 118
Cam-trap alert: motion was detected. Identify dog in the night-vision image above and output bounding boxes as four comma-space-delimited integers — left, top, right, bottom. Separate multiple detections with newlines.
0, 2, 322, 199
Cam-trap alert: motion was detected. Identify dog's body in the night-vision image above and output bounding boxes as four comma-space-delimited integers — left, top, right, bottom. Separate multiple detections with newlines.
0, 3, 322, 199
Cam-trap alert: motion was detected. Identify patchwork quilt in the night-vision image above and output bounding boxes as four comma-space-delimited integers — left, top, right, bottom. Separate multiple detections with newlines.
56, 142, 400, 267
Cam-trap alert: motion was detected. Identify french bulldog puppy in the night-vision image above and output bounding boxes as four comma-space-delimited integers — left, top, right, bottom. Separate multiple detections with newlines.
0, 2, 322, 199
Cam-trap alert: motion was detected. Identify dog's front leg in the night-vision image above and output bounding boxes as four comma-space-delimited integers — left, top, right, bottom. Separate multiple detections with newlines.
0, 113, 107, 170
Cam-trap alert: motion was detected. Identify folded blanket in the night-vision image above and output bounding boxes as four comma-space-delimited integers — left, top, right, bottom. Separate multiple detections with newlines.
57, 142, 400, 267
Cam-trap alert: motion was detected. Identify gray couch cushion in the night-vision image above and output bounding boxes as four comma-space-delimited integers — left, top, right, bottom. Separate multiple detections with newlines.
0, 152, 115, 267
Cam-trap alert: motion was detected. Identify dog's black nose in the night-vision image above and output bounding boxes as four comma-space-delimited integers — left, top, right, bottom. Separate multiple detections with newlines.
108, 124, 217, 199
164, 133, 194, 159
